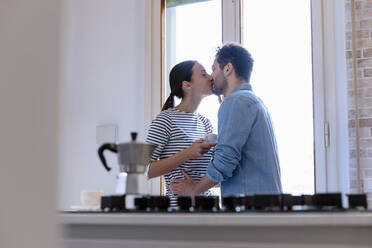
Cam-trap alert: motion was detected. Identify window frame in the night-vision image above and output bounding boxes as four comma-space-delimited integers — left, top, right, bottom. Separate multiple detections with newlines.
311, 0, 350, 194
145, 0, 349, 195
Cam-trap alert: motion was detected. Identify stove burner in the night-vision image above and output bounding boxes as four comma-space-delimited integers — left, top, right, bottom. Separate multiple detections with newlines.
133, 196, 171, 211
134, 196, 147, 211
194, 196, 219, 212
101, 195, 125, 211
281, 194, 302, 211
148, 196, 170, 211
252, 194, 282, 211
347, 194, 368, 209
177, 196, 192, 211
313, 193, 343, 210
223, 196, 244, 212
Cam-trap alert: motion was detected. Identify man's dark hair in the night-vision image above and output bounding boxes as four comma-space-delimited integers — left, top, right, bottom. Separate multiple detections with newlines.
216, 43, 254, 82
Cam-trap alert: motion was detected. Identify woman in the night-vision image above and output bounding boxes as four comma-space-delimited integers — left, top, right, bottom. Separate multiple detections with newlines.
146, 60, 215, 207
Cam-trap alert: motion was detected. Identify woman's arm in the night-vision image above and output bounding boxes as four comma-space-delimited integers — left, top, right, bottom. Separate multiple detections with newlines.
147, 140, 214, 179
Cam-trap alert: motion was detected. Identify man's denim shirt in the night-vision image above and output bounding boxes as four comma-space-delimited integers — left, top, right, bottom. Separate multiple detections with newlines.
207, 83, 282, 196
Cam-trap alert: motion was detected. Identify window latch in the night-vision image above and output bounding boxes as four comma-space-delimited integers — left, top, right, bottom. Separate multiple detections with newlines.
324, 122, 330, 147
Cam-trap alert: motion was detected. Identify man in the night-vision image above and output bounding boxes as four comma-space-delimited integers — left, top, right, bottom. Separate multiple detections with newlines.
170, 43, 282, 196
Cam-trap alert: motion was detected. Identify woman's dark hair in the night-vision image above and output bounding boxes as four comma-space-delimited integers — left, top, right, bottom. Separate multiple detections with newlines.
215, 43, 254, 83
162, 60, 197, 111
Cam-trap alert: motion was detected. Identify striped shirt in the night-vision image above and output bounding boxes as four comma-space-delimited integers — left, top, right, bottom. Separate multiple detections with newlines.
146, 108, 214, 207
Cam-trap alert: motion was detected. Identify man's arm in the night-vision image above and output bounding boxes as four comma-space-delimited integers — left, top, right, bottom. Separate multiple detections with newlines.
170, 170, 218, 195
206, 98, 258, 182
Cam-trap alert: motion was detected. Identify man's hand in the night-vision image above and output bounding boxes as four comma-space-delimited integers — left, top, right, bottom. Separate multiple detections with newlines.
170, 170, 196, 195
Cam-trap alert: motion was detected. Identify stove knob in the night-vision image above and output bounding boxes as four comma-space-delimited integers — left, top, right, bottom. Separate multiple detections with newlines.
194, 196, 219, 212
222, 196, 243, 212
100, 195, 126, 211
242, 195, 254, 210
347, 194, 367, 210
148, 196, 170, 211
302, 194, 315, 206
111, 195, 126, 211
313, 193, 343, 210
134, 196, 148, 211
280, 194, 293, 210
253, 194, 281, 210
177, 196, 192, 211
292, 195, 303, 206
101, 195, 112, 211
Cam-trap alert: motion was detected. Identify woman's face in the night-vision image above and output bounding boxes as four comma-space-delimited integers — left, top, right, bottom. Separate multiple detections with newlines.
189, 62, 213, 97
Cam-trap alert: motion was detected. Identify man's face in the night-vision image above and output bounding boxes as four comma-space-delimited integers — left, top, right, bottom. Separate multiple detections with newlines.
211, 59, 228, 95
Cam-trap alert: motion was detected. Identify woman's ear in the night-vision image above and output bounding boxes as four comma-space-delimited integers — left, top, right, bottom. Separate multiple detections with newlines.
181, 80, 192, 92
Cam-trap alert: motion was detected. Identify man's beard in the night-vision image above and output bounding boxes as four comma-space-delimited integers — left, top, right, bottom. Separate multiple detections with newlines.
212, 75, 228, 95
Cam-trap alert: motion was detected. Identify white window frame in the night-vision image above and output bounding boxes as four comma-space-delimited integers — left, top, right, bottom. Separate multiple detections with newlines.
145, 0, 349, 195
145, 0, 163, 195
222, 0, 241, 43
311, 0, 349, 194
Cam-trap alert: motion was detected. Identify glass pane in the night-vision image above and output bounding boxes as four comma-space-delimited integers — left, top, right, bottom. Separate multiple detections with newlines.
242, 0, 314, 194
165, 0, 222, 196
165, 0, 222, 133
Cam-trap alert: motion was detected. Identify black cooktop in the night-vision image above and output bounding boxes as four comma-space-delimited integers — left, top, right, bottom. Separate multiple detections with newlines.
70, 193, 369, 214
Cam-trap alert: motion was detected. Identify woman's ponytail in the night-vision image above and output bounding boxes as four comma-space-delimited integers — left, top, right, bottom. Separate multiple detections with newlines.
161, 93, 175, 111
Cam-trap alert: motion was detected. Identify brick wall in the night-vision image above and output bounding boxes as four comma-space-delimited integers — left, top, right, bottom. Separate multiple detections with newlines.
345, 0, 372, 207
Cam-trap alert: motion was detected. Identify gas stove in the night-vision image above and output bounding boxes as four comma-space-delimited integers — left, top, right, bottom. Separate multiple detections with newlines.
98, 193, 368, 213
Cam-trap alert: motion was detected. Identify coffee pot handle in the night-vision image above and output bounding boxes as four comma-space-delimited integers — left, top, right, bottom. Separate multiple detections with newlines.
98, 143, 118, 171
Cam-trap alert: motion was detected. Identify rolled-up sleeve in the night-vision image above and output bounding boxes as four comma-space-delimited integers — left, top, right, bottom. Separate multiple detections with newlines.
207, 96, 258, 182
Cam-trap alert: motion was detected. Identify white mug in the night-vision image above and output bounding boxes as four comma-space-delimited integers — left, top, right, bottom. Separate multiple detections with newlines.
204, 133, 217, 144
80, 190, 103, 206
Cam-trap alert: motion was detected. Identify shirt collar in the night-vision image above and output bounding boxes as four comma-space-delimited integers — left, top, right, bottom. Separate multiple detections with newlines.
230, 83, 252, 94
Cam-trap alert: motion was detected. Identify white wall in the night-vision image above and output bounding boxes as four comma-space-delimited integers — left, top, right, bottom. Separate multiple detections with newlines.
58, 0, 147, 209
0, 0, 60, 247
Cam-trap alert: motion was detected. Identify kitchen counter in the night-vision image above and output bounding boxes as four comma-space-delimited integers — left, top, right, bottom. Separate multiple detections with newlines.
61, 211, 372, 226
61, 211, 372, 248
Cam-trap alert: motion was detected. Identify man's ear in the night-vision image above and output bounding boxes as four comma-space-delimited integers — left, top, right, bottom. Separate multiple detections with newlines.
224, 62, 233, 77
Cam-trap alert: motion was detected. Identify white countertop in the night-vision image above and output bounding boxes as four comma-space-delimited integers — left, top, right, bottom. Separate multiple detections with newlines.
60, 211, 372, 227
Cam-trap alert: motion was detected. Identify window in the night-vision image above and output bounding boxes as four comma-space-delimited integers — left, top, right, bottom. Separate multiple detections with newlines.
165, 0, 222, 132
164, 0, 222, 195
152, 0, 340, 196
241, 0, 314, 194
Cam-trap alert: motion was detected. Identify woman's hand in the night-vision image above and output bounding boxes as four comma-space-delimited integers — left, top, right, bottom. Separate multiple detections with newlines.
185, 139, 215, 159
